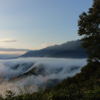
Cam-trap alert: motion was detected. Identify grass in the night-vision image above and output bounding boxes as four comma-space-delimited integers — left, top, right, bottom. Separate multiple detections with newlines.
1, 81, 100, 100
0, 68, 51, 100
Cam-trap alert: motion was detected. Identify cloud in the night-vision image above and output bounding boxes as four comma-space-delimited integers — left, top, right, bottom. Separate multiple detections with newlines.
0, 48, 30, 51
0, 57, 88, 97
41, 43, 57, 48
35, 43, 57, 50
0, 51, 27, 54
0, 38, 17, 43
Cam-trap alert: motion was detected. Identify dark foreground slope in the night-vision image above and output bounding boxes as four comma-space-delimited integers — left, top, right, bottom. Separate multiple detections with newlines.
3, 60, 100, 100
41, 60, 100, 100
53, 60, 100, 91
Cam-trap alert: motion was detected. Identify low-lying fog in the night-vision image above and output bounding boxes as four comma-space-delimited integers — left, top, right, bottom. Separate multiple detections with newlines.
0, 57, 88, 97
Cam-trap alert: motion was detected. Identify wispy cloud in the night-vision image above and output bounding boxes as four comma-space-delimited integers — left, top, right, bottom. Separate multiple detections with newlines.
0, 51, 27, 54
0, 48, 30, 51
0, 38, 17, 43
41, 43, 57, 48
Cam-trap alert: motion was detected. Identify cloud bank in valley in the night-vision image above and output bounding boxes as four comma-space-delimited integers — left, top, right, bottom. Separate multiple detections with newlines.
0, 57, 88, 97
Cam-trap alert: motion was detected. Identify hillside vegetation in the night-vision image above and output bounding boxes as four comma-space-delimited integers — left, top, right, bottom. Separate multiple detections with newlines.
0, 0, 100, 99
0, 60, 100, 100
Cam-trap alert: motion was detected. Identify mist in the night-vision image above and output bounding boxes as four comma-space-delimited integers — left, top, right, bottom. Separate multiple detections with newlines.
0, 57, 88, 97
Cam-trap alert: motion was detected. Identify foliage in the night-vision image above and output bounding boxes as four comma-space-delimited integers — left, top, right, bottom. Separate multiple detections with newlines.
0, 0, 100, 100
78, 0, 100, 64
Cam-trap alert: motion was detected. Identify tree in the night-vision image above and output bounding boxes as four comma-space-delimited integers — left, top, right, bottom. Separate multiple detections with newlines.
78, 0, 100, 64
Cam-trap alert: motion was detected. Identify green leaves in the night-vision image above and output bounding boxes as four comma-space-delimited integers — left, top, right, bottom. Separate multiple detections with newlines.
78, 0, 100, 64
4, 90, 15, 100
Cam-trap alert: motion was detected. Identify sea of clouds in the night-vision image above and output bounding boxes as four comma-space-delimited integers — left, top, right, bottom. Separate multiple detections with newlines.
0, 57, 88, 97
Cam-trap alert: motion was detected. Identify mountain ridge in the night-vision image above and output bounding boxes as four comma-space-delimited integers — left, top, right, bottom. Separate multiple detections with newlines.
20, 39, 88, 58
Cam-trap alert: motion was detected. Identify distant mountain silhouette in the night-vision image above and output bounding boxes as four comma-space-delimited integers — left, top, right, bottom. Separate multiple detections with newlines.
20, 39, 88, 58
48, 48, 88, 58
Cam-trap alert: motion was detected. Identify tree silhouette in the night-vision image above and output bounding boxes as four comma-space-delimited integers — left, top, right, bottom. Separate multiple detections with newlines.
78, 0, 100, 64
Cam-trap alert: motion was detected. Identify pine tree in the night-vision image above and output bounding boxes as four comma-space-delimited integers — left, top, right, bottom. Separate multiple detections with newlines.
78, 0, 100, 64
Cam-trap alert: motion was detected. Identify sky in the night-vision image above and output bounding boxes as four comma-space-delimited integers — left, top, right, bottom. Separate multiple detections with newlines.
0, 0, 93, 55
